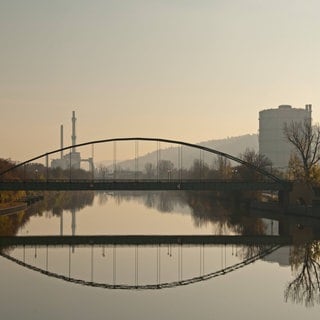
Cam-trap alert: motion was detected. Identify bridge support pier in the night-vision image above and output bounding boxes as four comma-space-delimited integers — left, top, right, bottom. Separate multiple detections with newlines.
278, 190, 290, 208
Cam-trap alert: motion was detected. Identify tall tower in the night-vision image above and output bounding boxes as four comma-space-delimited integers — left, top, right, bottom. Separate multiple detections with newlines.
72, 111, 77, 152
259, 104, 312, 169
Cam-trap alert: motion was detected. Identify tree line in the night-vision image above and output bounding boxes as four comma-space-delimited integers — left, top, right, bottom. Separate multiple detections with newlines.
0, 158, 93, 206
96, 149, 273, 182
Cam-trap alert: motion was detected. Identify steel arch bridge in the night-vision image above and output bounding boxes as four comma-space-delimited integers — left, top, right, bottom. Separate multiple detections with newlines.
0, 137, 291, 191
0, 244, 281, 290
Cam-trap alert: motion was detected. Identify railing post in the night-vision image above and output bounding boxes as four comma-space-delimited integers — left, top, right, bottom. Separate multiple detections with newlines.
46, 154, 49, 182
113, 141, 117, 180
91, 144, 94, 181
157, 141, 161, 181
69, 152, 72, 182
179, 146, 182, 182
135, 140, 139, 181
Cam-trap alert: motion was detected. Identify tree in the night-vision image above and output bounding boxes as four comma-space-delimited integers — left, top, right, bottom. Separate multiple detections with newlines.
287, 153, 305, 181
237, 149, 272, 181
284, 120, 320, 183
214, 155, 232, 179
285, 241, 320, 307
157, 160, 174, 179
0, 158, 26, 205
144, 163, 155, 178
188, 159, 210, 179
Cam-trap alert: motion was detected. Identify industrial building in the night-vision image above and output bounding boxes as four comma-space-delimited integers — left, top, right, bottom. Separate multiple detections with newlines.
259, 104, 312, 169
51, 111, 93, 171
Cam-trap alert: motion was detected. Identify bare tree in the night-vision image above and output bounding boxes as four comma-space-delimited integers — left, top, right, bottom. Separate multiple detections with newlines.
214, 155, 232, 179
285, 241, 320, 307
284, 120, 320, 183
237, 149, 272, 181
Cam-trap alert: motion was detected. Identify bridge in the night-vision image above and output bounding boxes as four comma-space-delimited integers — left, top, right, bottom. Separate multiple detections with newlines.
0, 137, 291, 192
0, 238, 282, 290
0, 179, 290, 191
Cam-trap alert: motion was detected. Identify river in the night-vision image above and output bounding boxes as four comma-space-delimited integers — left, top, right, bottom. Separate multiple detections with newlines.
0, 191, 319, 319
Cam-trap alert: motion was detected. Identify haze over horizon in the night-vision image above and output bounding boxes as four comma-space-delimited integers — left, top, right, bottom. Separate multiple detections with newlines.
1, 1, 319, 162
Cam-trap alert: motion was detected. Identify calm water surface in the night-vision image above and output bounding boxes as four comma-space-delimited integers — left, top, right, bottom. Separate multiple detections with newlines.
1, 191, 320, 319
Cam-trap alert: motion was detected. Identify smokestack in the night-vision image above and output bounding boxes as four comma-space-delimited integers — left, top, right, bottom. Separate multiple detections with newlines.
60, 124, 64, 159
72, 111, 76, 152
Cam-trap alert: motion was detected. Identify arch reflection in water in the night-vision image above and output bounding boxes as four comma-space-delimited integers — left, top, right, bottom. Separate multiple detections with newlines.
0, 244, 280, 290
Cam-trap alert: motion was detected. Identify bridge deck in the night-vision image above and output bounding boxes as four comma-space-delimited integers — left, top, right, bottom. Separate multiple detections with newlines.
0, 179, 291, 191
0, 235, 300, 247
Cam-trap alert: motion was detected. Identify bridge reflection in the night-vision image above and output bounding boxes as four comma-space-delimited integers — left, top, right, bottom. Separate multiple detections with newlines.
0, 234, 298, 247
0, 240, 281, 290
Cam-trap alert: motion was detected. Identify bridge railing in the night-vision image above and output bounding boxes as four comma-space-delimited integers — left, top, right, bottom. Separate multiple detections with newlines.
0, 177, 282, 183
0, 178, 292, 191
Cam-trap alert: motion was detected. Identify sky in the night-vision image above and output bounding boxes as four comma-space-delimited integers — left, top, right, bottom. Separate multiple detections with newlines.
1, 0, 320, 162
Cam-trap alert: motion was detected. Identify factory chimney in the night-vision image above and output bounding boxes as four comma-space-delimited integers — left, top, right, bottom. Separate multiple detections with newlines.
71, 111, 77, 152
60, 124, 64, 159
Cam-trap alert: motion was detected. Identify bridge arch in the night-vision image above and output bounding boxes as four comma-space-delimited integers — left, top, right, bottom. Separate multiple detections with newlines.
0, 137, 285, 184
0, 244, 281, 290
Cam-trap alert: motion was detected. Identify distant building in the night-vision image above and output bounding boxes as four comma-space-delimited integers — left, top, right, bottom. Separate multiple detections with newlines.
51, 111, 82, 170
51, 151, 81, 170
263, 246, 290, 267
259, 104, 312, 169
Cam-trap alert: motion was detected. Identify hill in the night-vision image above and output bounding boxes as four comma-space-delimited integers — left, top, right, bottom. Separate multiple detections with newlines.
99, 134, 258, 171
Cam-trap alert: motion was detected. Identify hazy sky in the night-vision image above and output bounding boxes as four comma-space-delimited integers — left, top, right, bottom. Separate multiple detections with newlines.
1, 0, 320, 161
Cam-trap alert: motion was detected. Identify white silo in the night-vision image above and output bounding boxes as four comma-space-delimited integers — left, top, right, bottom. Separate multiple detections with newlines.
259, 104, 312, 169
